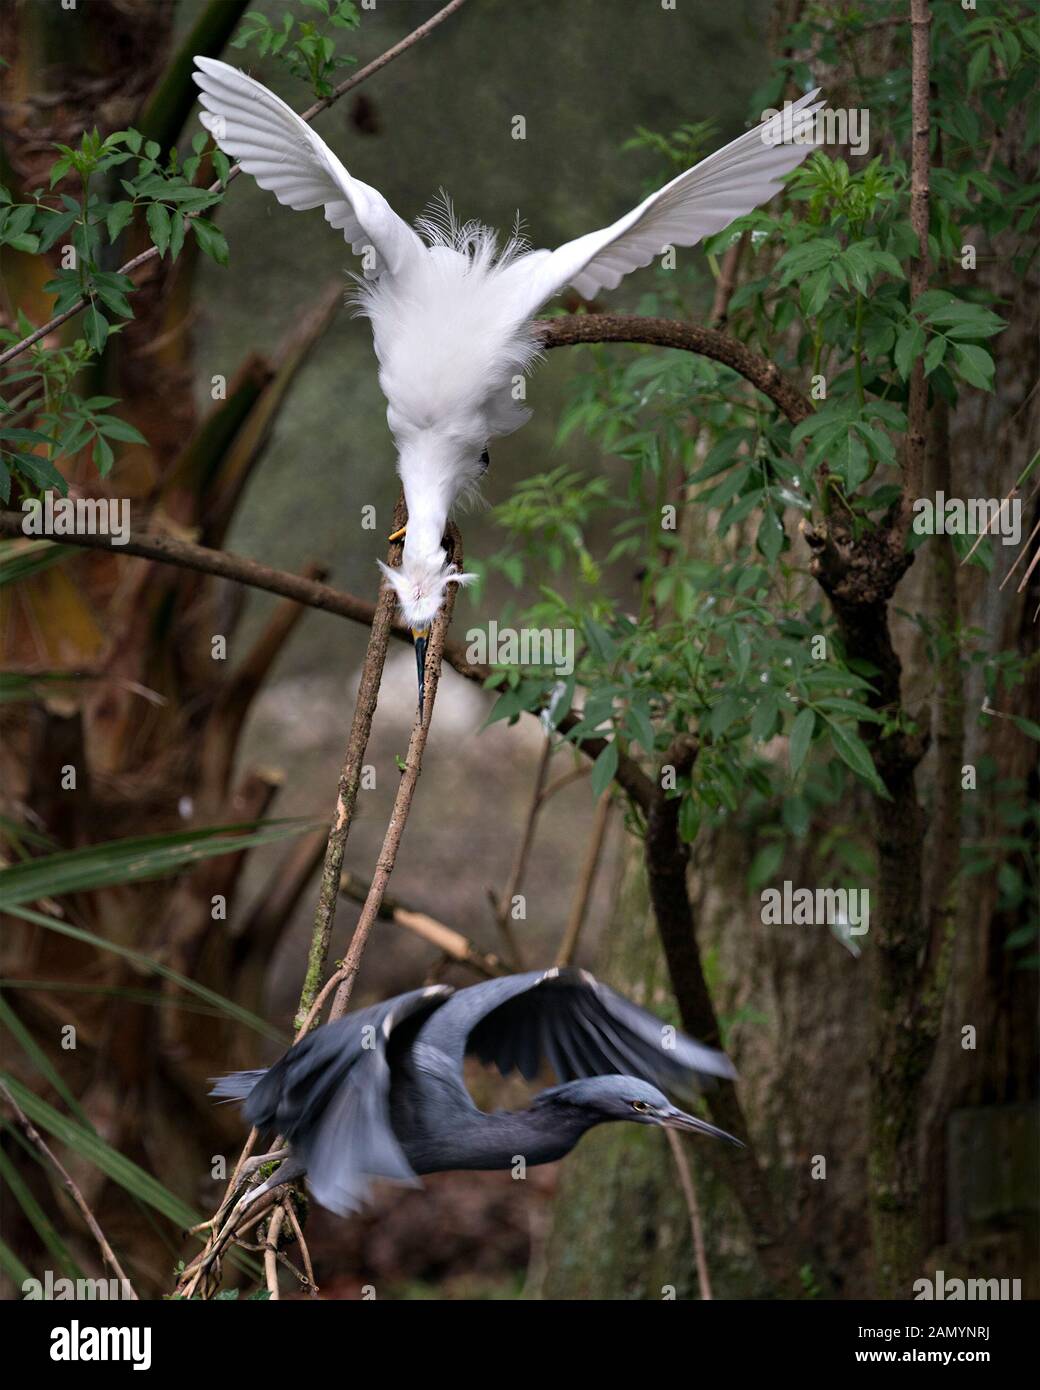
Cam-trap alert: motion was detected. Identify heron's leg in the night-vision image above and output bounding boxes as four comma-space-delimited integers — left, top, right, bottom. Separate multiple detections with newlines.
207, 1156, 307, 1260
387, 524, 407, 542
186, 1147, 293, 1236
235, 1147, 291, 1182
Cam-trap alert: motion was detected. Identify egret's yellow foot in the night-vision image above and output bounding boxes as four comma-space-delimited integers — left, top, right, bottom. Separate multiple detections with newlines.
387, 525, 407, 542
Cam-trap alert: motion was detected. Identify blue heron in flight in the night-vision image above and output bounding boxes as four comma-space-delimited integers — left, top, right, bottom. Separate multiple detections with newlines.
212, 968, 740, 1221
191, 57, 823, 712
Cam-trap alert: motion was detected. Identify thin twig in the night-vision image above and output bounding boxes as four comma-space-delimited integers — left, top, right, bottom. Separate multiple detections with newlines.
554, 789, 612, 967
340, 870, 509, 978
0, 0, 471, 369
328, 527, 464, 1021
285, 1198, 317, 1297
0, 1080, 138, 1299
264, 1203, 287, 1301
665, 1128, 713, 1301
491, 737, 553, 966
293, 495, 407, 1032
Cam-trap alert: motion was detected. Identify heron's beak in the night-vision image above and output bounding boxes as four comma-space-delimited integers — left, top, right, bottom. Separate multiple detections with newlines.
411, 627, 430, 718
660, 1106, 744, 1147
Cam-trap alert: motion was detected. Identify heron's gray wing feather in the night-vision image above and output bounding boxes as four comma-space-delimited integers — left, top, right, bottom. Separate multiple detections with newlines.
465, 969, 735, 1092
212, 985, 451, 1216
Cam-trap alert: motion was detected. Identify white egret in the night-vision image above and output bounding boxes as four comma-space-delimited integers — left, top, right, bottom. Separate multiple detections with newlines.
192, 57, 822, 710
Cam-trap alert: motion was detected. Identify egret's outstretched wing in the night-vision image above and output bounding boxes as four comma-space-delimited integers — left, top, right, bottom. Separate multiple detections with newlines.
439, 969, 735, 1093
510, 88, 824, 313
211, 985, 452, 1215
191, 56, 422, 278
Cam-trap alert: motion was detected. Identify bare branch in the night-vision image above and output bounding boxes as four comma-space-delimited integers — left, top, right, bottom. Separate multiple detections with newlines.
293, 497, 407, 1030
328, 526, 464, 1022
340, 870, 509, 978
0, 1080, 138, 1299
665, 1128, 713, 1301
554, 789, 612, 967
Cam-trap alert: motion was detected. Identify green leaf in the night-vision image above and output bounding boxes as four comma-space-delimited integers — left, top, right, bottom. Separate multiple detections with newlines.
748, 841, 783, 891
678, 795, 700, 843
191, 217, 229, 266
83, 303, 109, 353
626, 700, 656, 757
788, 707, 815, 776
9, 452, 69, 495
757, 508, 785, 564
590, 740, 619, 798
146, 201, 171, 256
894, 323, 925, 380
0, 1145, 83, 1280
9, 902, 285, 1043
967, 43, 990, 91
827, 721, 889, 798
0, 1073, 200, 1230
952, 343, 995, 391
105, 200, 135, 242
923, 334, 947, 375
0, 820, 318, 911
95, 414, 147, 444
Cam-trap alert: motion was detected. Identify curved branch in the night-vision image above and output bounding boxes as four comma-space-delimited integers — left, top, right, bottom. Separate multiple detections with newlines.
536, 314, 813, 426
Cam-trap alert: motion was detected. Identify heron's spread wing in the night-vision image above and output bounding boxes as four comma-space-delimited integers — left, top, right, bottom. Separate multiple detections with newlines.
464, 969, 735, 1093
191, 56, 422, 278
510, 88, 824, 314
213, 985, 451, 1215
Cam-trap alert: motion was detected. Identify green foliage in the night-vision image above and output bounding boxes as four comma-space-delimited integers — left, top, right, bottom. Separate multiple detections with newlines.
483, 3, 1031, 852
0, 124, 228, 498
232, 0, 360, 98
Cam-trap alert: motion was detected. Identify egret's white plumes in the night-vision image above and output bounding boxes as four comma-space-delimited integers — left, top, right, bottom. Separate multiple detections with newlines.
354, 195, 539, 625
191, 56, 824, 701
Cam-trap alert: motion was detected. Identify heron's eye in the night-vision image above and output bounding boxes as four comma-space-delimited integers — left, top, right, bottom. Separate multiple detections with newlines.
630, 1100, 650, 1113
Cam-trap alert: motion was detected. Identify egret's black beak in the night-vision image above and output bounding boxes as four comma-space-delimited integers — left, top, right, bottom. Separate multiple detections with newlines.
411, 627, 430, 719
660, 1107, 744, 1147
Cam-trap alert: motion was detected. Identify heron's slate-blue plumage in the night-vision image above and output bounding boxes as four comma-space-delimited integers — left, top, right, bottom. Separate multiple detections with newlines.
212, 969, 740, 1216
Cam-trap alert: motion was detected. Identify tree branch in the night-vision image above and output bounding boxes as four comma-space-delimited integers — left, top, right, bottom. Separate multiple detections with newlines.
898, 0, 933, 540
537, 314, 813, 426
0, 508, 655, 811
340, 871, 509, 978
327, 526, 463, 1022
292, 497, 407, 1030
641, 735, 805, 1296
0, 1080, 138, 1299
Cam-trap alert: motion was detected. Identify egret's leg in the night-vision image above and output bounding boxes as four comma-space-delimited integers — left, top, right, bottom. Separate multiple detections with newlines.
387, 524, 407, 542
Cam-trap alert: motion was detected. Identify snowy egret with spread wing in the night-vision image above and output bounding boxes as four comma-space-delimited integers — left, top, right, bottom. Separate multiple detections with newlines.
192, 57, 823, 711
